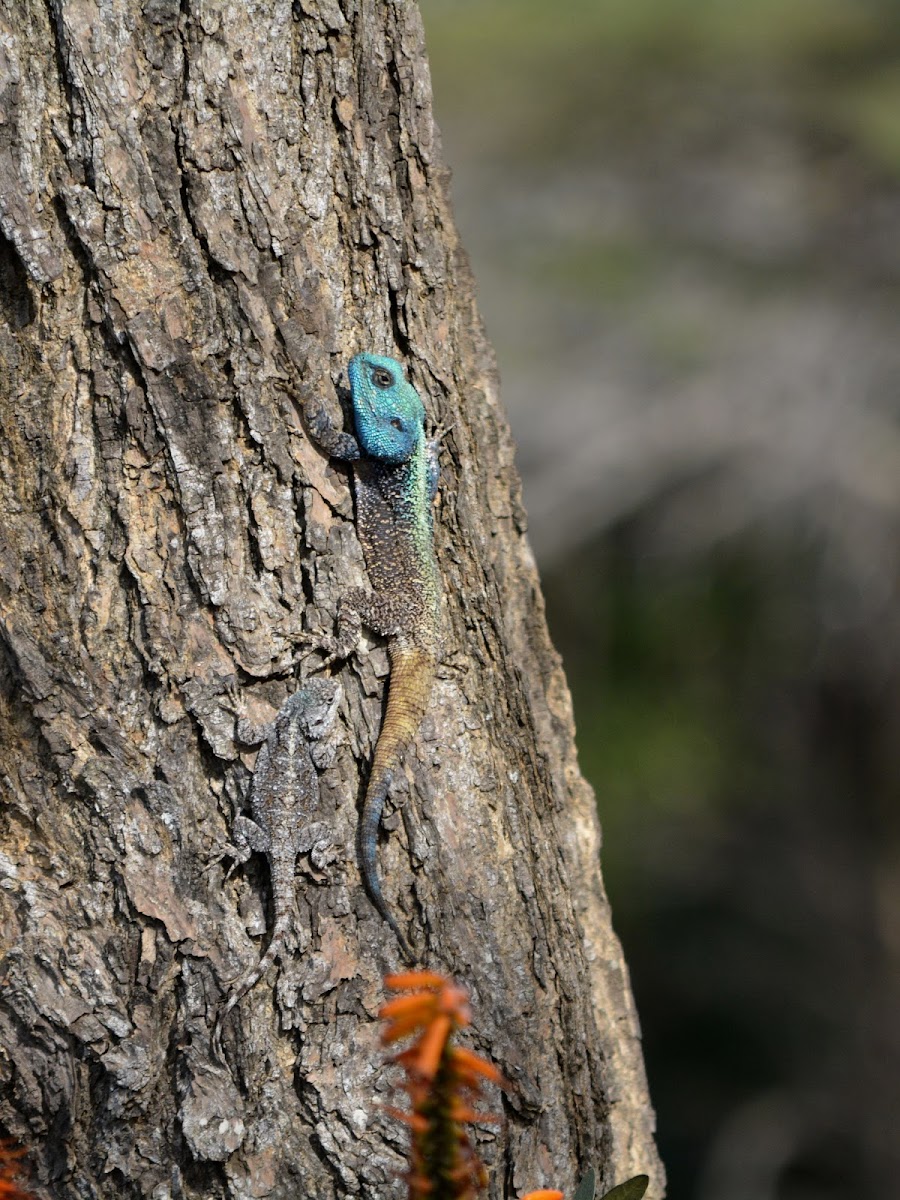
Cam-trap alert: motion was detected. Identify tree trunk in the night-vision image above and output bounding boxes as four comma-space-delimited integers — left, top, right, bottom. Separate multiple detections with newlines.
0, 2, 662, 1197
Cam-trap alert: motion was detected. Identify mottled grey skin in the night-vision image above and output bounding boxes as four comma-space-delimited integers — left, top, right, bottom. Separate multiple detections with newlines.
305, 352, 441, 961
212, 678, 342, 1060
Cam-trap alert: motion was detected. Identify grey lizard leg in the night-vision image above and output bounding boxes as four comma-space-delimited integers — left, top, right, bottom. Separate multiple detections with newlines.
207, 814, 261, 881
308, 594, 363, 667
235, 713, 271, 748
232, 815, 270, 858
310, 737, 337, 771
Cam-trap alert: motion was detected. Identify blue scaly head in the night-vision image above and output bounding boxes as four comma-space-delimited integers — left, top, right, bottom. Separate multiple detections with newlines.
347, 353, 425, 465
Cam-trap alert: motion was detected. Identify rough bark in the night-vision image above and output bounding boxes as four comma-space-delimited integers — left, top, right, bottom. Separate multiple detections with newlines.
0, 2, 662, 1198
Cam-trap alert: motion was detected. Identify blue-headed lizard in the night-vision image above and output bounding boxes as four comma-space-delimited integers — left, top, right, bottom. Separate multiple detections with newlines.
305, 353, 441, 960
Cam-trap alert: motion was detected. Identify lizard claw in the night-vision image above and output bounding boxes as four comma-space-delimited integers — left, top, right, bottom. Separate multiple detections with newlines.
429, 418, 455, 443
270, 375, 303, 407
297, 606, 361, 668
203, 844, 233, 879
436, 650, 467, 680
203, 842, 245, 882
295, 631, 345, 671
218, 679, 247, 722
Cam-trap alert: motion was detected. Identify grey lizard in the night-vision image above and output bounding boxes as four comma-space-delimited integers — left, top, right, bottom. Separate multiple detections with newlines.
212, 677, 342, 1060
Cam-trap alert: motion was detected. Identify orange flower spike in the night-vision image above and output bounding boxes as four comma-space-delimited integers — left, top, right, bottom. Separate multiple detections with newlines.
449, 1045, 504, 1084
382, 1009, 437, 1045
522, 1192, 564, 1200
448, 1102, 485, 1124
412, 1012, 453, 1079
380, 972, 504, 1199
391, 1050, 419, 1079
0, 1181, 30, 1200
408, 1173, 435, 1197
0, 1142, 31, 1200
436, 982, 472, 1027
384, 970, 447, 992
380, 991, 437, 1021
385, 1107, 431, 1134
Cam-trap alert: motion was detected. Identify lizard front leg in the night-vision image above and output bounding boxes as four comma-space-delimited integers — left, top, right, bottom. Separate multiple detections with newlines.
304, 398, 361, 463
231, 815, 271, 860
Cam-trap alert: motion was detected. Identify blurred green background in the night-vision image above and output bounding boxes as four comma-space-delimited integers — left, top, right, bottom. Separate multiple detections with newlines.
418, 2, 900, 1198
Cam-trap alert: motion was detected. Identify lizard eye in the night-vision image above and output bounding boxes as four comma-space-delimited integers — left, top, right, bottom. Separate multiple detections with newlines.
390, 417, 404, 430
372, 367, 394, 389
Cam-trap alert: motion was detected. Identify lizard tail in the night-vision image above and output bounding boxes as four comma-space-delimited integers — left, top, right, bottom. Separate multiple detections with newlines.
359, 643, 434, 962
211, 903, 291, 1064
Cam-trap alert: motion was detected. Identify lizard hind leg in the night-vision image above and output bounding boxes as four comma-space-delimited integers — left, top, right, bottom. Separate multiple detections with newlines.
301, 588, 370, 669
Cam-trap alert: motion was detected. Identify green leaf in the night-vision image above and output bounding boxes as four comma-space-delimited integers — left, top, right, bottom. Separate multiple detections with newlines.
572, 1168, 596, 1200
598, 1177, 650, 1200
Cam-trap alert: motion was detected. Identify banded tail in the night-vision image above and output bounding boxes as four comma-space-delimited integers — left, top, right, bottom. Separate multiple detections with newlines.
359, 643, 435, 961
211, 870, 293, 1063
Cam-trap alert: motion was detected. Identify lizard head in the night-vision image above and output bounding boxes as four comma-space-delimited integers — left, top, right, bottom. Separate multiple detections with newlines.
347, 352, 425, 464
289, 678, 343, 739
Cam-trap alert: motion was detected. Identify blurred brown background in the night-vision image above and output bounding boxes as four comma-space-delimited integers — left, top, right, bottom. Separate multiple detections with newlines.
418, 2, 900, 1197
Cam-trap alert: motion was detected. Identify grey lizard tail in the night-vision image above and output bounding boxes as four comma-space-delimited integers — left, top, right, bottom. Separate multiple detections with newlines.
359, 643, 434, 962
211, 900, 291, 1063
